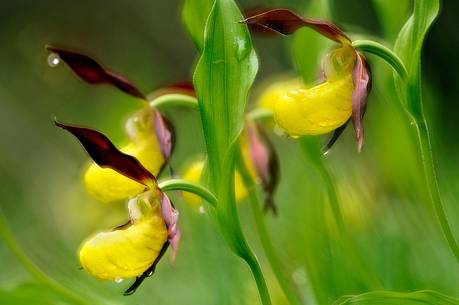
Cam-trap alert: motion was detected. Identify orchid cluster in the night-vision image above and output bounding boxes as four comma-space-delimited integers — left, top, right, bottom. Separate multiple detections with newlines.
39, 1, 453, 304
49, 4, 375, 297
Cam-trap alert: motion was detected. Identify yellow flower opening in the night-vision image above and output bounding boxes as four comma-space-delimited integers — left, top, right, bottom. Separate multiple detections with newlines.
84, 109, 165, 203
257, 77, 304, 112
269, 45, 357, 137
79, 189, 168, 280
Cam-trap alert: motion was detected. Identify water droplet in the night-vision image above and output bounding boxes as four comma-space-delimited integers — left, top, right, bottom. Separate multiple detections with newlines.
147, 270, 154, 277
115, 277, 124, 284
235, 38, 249, 61
198, 206, 206, 214
47, 53, 60, 67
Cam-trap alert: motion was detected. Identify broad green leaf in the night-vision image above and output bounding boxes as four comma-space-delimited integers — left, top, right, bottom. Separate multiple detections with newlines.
182, 0, 213, 51
394, 0, 440, 115
334, 290, 459, 305
291, 0, 332, 84
193, 0, 258, 185
372, 0, 410, 40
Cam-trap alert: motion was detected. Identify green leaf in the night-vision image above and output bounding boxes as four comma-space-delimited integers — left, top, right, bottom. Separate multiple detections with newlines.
334, 290, 459, 305
182, 0, 213, 51
0, 282, 81, 305
393, 0, 440, 115
291, 0, 332, 84
193, 0, 258, 185
372, 0, 410, 40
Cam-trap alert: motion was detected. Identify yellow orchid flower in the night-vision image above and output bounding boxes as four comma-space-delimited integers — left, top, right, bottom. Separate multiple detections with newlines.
245, 9, 372, 151
272, 45, 356, 137
79, 190, 168, 280
56, 122, 180, 294
84, 108, 173, 203
257, 77, 303, 112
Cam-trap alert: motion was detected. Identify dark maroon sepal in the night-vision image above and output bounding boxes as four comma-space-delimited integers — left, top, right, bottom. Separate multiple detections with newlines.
149, 81, 196, 99
351, 53, 372, 152
247, 124, 280, 215
55, 121, 155, 185
241, 8, 350, 44
321, 120, 350, 155
124, 241, 169, 296
46, 46, 146, 100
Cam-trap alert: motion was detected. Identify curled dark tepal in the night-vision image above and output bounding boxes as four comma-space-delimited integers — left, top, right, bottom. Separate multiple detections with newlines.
55, 121, 155, 185
46, 45, 146, 100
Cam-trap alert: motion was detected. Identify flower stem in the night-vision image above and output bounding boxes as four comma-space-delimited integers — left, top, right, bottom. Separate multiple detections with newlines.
352, 39, 408, 80
0, 212, 96, 305
158, 178, 217, 208
149, 93, 198, 109
299, 139, 382, 290
414, 118, 459, 261
237, 149, 304, 305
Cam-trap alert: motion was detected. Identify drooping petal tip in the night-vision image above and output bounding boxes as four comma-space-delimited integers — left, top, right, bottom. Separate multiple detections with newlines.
351, 53, 372, 152
46, 45, 146, 100
153, 111, 175, 162
159, 193, 180, 262
55, 120, 156, 186
246, 124, 280, 215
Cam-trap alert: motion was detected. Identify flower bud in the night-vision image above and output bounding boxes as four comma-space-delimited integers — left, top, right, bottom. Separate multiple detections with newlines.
79, 190, 168, 280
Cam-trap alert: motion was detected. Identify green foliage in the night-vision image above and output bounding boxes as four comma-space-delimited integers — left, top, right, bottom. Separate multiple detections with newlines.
1, 1, 459, 305
291, 0, 331, 83
193, 0, 258, 184
394, 0, 440, 115
334, 290, 459, 305
182, 0, 213, 51
0, 283, 78, 305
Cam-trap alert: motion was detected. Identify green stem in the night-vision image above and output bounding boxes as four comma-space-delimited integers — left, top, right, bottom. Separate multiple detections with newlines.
149, 93, 198, 109
245, 253, 273, 305
216, 149, 272, 305
352, 39, 408, 80
299, 140, 382, 290
414, 118, 459, 261
237, 152, 304, 305
316, 163, 380, 288
0, 212, 95, 305
158, 178, 217, 208
246, 108, 273, 122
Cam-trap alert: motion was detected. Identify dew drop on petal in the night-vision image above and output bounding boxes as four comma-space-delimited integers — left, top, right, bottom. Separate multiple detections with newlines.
115, 277, 124, 284
47, 53, 60, 67
235, 38, 249, 61
198, 206, 206, 214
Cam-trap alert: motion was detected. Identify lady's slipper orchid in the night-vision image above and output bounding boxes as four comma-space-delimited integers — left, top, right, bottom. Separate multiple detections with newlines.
244, 9, 372, 152
47, 46, 176, 202
85, 108, 174, 202
79, 189, 168, 280
55, 121, 179, 295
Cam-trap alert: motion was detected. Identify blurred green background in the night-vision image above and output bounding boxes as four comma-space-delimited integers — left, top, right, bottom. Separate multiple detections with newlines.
1, 0, 459, 304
